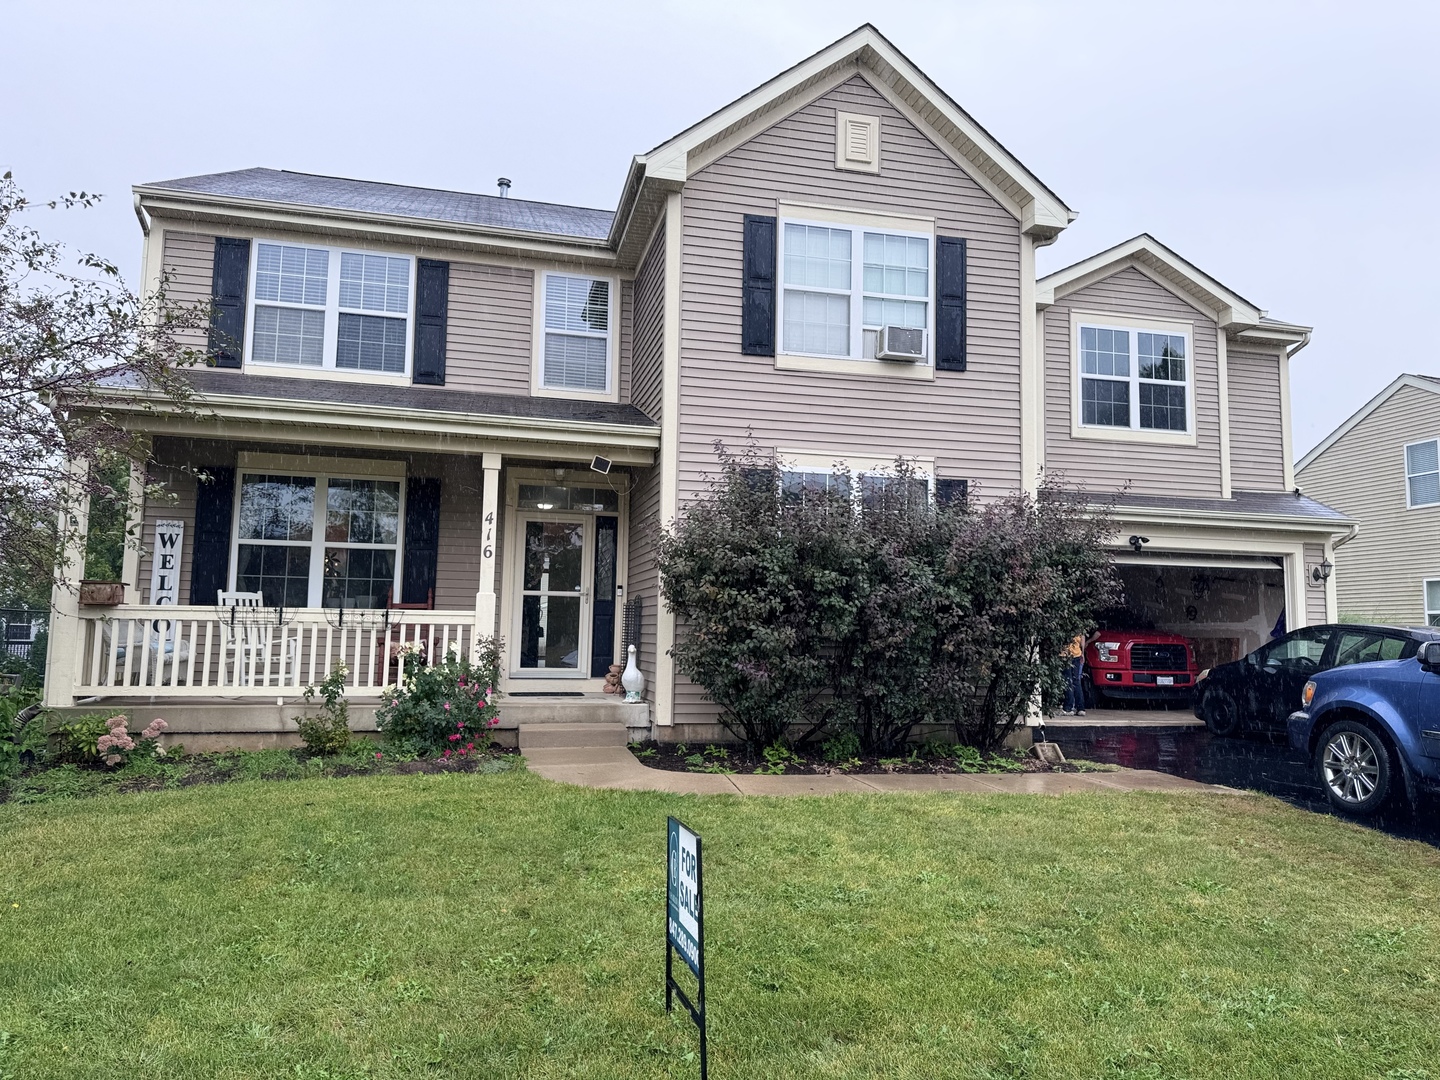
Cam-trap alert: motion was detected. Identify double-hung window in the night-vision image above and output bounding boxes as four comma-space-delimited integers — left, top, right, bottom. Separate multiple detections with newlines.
778, 453, 932, 512
778, 216, 932, 363
248, 242, 414, 377
1425, 580, 1440, 627
1405, 439, 1440, 508
232, 468, 403, 608
540, 273, 613, 394
1076, 320, 1192, 435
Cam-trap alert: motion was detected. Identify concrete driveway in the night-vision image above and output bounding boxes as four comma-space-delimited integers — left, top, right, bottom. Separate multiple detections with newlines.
1050, 723, 1440, 847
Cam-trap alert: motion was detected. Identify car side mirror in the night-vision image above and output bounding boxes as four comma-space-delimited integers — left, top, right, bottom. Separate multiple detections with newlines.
1419, 641, 1440, 670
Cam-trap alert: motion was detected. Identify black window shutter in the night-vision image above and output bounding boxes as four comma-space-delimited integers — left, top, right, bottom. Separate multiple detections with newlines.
935, 235, 968, 372
741, 215, 777, 356
935, 478, 969, 509
739, 466, 776, 494
401, 477, 442, 603
413, 259, 449, 385
190, 466, 236, 605
207, 238, 251, 369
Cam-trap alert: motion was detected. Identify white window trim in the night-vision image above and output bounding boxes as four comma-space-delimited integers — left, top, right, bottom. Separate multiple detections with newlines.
774, 212, 936, 382
228, 453, 407, 609
1404, 437, 1440, 510
776, 449, 935, 509
531, 271, 621, 403
1068, 309, 1197, 447
1424, 579, 1440, 627
243, 241, 417, 383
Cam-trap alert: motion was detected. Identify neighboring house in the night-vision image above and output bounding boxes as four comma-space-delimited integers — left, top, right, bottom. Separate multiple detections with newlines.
43, 24, 1352, 742
1296, 374, 1440, 625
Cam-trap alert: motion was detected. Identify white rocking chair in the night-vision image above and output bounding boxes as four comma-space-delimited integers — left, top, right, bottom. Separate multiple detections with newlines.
218, 591, 296, 689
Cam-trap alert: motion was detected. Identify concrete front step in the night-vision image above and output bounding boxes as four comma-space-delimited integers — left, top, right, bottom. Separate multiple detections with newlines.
499, 695, 648, 725
518, 722, 631, 750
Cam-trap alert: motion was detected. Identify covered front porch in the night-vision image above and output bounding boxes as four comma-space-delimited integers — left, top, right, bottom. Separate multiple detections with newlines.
45, 373, 662, 734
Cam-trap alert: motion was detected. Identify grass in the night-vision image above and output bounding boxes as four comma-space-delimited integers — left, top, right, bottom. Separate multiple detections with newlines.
1, 772, 1438, 1078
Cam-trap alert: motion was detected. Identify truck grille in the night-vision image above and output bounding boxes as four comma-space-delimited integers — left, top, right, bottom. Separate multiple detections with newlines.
1130, 643, 1188, 671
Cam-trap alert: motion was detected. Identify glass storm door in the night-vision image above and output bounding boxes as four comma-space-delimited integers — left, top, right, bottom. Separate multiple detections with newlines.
517, 518, 589, 672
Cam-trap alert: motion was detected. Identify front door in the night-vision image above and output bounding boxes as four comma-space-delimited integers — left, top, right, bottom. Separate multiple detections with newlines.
516, 517, 589, 674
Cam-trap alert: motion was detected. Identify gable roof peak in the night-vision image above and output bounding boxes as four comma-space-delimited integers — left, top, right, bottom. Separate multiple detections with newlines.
619, 23, 1072, 249
1297, 373, 1440, 473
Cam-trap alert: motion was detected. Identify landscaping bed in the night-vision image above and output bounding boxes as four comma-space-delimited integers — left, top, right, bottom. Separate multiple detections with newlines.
628, 737, 1114, 776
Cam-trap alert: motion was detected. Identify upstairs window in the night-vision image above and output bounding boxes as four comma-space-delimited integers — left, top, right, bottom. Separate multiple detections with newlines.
541, 273, 613, 393
778, 218, 931, 363
1406, 439, 1440, 508
1077, 321, 1191, 434
247, 243, 413, 377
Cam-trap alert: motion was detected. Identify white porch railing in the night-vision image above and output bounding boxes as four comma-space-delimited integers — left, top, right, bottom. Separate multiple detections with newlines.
72, 605, 477, 698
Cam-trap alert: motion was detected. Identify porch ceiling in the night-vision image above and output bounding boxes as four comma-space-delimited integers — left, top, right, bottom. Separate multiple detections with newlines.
94, 370, 661, 465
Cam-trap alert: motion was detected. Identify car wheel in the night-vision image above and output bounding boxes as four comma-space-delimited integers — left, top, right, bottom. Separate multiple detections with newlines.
1201, 688, 1241, 737
1315, 720, 1392, 815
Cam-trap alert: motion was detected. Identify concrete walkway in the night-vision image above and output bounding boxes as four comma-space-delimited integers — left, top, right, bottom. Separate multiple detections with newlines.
520, 743, 1242, 796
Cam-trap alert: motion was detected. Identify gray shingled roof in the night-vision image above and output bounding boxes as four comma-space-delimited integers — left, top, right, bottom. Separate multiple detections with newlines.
1066, 488, 1352, 523
178, 369, 658, 427
142, 168, 615, 241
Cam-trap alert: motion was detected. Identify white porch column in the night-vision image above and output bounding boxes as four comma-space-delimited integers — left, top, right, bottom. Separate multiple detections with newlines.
43, 456, 91, 708
473, 452, 502, 659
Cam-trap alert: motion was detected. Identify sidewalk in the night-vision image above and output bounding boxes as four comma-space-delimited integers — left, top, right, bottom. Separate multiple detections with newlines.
521, 745, 1243, 796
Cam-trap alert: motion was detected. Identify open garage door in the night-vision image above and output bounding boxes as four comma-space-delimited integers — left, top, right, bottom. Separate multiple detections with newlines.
1076, 557, 1288, 718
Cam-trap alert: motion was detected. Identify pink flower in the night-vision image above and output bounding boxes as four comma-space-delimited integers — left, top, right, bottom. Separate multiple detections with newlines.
448, 733, 460, 742
487, 717, 499, 727
456, 721, 464, 730
458, 747, 467, 756
106, 715, 128, 732
442, 749, 451, 758
443, 702, 451, 712
103, 753, 123, 766
466, 742, 474, 751
458, 676, 467, 687
374, 751, 383, 760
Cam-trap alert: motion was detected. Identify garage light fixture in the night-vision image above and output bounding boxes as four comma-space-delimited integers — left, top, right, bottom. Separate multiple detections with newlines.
1311, 558, 1333, 585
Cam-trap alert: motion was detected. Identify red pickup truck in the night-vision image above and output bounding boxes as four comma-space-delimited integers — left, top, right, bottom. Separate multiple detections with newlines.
1085, 629, 1200, 705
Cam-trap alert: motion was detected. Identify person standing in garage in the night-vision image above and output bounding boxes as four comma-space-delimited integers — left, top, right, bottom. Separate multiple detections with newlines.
1063, 630, 1098, 715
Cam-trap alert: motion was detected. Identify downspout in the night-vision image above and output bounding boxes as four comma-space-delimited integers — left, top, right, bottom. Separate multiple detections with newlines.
133, 192, 150, 237
1333, 522, 1359, 549
1286, 330, 1311, 359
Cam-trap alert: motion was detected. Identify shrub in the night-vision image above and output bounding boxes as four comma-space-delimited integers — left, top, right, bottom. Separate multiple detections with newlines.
375, 639, 501, 756
659, 443, 1120, 753
293, 665, 352, 755
821, 731, 861, 763
54, 713, 112, 762
94, 715, 168, 767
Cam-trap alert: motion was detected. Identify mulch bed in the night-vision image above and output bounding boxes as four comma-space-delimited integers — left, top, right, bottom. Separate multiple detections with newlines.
628, 740, 1091, 776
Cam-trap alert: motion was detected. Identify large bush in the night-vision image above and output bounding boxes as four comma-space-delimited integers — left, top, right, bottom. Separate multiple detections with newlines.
658, 446, 1119, 752
375, 637, 502, 756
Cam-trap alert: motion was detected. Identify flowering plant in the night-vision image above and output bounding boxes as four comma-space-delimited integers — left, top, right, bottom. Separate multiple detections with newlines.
95, 715, 168, 767
293, 664, 352, 755
374, 637, 502, 756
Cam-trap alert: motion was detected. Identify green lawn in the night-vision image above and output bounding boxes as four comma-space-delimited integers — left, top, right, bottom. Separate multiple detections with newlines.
1, 772, 1438, 1079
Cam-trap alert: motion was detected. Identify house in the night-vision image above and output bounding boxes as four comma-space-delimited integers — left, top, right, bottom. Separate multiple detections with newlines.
1296, 374, 1440, 625
43, 24, 1353, 745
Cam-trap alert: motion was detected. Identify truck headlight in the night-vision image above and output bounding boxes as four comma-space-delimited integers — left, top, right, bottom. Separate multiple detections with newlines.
1196, 668, 1211, 684
1096, 642, 1121, 663
1302, 680, 1316, 708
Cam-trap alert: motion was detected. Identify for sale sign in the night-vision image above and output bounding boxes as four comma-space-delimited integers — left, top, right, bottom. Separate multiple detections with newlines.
667, 817, 702, 976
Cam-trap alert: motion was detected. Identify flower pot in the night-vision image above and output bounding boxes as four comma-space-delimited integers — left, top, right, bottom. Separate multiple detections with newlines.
79, 580, 125, 606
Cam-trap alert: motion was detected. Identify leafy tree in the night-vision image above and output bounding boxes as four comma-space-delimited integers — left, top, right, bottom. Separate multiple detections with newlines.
0, 172, 207, 598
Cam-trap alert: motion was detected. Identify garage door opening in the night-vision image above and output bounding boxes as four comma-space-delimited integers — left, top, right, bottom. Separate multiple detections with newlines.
1081, 559, 1286, 716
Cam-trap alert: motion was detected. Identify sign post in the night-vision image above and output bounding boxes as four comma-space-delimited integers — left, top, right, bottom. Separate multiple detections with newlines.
666, 816, 707, 1079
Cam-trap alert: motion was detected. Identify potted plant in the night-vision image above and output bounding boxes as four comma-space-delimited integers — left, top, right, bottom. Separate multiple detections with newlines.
78, 580, 125, 606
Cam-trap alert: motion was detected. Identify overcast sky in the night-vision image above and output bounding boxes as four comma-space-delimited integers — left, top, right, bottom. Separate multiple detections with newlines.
5, 0, 1434, 457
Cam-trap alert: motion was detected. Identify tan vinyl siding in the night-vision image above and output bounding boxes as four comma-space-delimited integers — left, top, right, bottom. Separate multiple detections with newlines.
1303, 542, 1329, 625
1228, 348, 1286, 491
139, 438, 487, 612
618, 279, 634, 405
631, 223, 666, 420
1298, 384, 1440, 623
444, 263, 534, 395
672, 74, 1024, 725
677, 74, 1023, 503
624, 464, 662, 700
1043, 267, 1223, 497
159, 230, 215, 351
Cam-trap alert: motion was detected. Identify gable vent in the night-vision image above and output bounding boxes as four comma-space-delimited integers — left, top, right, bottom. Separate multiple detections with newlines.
835, 111, 880, 173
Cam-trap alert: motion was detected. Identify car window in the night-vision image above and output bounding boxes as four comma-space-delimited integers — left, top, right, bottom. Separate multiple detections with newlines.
1256, 628, 1332, 669
1332, 631, 1408, 667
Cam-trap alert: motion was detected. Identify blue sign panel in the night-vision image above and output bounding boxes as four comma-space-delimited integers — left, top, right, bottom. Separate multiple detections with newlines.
667, 817, 702, 977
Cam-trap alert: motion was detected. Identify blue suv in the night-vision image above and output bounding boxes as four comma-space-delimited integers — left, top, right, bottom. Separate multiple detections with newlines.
1288, 640, 1440, 815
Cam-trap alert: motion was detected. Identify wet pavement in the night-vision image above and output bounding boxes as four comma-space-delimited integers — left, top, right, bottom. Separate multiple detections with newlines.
1050, 723, 1440, 848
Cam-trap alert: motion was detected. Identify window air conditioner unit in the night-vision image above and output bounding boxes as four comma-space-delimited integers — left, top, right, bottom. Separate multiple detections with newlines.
876, 325, 926, 362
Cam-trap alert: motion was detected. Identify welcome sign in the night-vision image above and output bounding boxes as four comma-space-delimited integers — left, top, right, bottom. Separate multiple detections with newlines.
149, 520, 185, 605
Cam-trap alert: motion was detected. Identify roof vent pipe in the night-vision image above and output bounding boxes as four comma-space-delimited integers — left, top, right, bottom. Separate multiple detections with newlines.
497, 177, 511, 198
